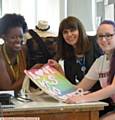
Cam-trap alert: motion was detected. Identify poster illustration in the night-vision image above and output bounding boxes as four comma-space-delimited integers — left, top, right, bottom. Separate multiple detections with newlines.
24, 64, 77, 101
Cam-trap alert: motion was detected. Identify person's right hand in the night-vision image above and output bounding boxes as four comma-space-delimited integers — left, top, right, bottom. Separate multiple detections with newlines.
48, 59, 64, 75
31, 63, 44, 69
48, 59, 58, 68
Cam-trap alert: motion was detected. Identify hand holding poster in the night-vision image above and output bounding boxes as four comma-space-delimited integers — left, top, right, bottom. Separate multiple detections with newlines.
24, 64, 77, 101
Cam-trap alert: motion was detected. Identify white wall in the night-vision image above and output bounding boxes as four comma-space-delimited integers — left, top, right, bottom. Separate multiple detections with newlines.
67, 0, 96, 31
1, 0, 61, 35
1, 0, 97, 33
19, 0, 37, 30
36, 0, 60, 34
2, 0, 36, 29
2, 0, 20, 14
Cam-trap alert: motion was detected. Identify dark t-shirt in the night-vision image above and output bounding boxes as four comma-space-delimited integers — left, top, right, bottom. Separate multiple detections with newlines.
64, 35, 103, 92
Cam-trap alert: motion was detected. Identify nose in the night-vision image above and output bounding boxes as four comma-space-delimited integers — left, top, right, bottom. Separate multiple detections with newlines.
14, 38, 22, 46
15, 37, 20, 42
16, 36, 24, 42
67, 31, 72, 36
101, 37, 106, 41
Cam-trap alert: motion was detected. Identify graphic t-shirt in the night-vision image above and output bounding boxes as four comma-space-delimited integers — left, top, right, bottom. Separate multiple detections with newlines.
85, 54, 115, 102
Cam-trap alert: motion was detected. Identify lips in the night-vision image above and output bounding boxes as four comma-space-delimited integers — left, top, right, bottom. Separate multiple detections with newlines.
14, 43, 22, 50
15, 43, 21, 47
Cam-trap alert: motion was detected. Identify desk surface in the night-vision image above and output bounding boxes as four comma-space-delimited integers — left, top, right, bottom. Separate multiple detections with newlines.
3, 94, 108, 111
2, 94, 108, 120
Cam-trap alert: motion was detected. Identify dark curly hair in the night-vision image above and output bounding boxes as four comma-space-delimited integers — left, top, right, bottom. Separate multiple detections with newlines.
0, 13, 28, 37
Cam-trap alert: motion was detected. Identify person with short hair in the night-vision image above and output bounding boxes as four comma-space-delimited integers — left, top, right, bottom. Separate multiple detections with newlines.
0, 13, 28, 92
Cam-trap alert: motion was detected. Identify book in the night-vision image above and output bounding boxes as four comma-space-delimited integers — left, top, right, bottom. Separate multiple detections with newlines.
24, 64, 77, 101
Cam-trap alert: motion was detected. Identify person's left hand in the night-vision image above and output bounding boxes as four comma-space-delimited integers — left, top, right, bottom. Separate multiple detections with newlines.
65, 95, 85, 104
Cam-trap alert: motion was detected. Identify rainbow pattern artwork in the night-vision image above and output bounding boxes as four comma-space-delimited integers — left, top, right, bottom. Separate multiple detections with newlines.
24, 64, 76, 101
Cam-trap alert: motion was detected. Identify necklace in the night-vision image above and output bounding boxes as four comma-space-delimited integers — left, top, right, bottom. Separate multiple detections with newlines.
2, 45, 19, 80
76, 56, 86, 74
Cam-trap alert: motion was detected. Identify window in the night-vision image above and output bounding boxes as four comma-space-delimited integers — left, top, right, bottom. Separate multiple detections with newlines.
0, 0, 2, 17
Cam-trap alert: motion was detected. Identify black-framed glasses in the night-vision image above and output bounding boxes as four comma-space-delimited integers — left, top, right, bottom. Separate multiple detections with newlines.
97, 33, 115, 41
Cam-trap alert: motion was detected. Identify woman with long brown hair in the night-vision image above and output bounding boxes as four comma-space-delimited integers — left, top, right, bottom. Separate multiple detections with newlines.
54, 16, 102, 92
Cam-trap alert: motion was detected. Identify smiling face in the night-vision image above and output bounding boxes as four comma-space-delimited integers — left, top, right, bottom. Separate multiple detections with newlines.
4, 27, 24, 52
62, 28, 79, 47
97, 24, 115, 53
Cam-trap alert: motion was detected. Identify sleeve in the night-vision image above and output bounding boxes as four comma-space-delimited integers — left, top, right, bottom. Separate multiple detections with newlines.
85, 58, 100, 81
59, 60, 65, 72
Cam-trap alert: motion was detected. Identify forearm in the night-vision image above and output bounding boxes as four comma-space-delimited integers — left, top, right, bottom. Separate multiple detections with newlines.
10, 80, 23, 92
11, 75, 25, 91
82, 85, 115, 102
76, 77, 97, 91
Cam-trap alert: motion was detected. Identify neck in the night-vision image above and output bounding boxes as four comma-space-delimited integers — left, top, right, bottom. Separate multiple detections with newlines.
105, 51, 113, 60
3, 44, 18, 65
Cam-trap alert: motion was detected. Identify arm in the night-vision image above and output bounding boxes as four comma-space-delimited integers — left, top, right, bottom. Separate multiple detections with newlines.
0, 65, 24, 91
76, 77, 97, 91
76, 57, 100, 91
0, 57, 12, 90
48, 59, 97, 91
66, 76, 115, 104
9, 73, 25, 91
0, 53, 25, 91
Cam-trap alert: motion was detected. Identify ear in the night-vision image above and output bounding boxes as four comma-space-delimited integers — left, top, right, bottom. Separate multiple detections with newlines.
0, 38, 4, 45
1, 35, 8, 44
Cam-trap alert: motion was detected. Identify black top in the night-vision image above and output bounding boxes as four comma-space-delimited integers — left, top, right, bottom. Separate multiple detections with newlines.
26, 29, 52, 68
64, 35, 103, 92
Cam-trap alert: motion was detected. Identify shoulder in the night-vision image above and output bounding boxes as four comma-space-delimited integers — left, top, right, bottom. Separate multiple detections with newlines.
94, 55, 106, 64
97, 55, 106, 60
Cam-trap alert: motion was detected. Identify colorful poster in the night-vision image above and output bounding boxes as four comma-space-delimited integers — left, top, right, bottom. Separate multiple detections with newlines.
24, 64, 77, 101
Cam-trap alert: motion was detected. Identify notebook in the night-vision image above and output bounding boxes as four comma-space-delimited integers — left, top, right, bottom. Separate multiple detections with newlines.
24, 64, 77, 101
1, 102, 15, 109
